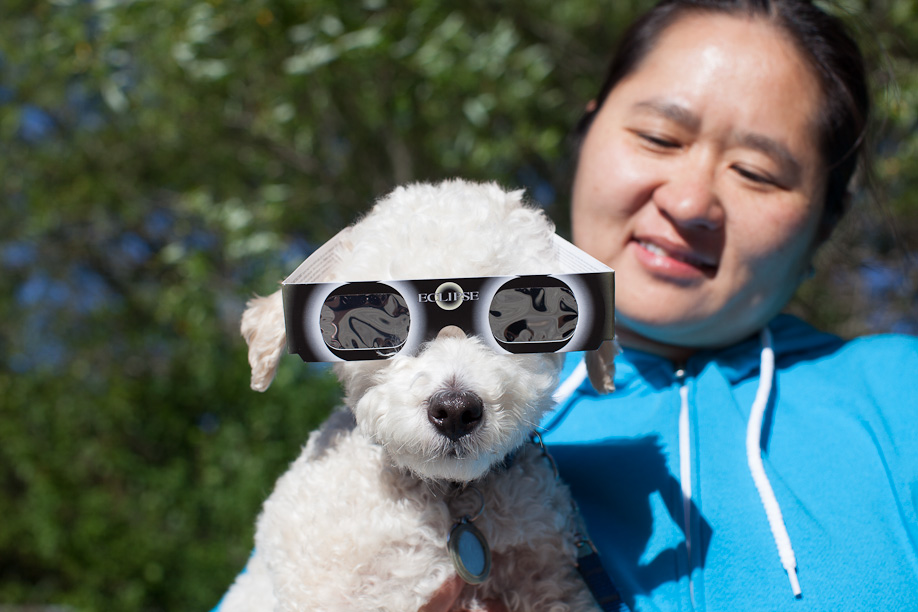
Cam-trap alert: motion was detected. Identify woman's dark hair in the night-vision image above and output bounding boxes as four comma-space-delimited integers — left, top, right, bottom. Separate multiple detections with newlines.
577, 0, 870, 237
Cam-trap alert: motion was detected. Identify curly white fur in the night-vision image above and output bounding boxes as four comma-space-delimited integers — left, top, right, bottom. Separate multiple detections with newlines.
220, 180, 603, 612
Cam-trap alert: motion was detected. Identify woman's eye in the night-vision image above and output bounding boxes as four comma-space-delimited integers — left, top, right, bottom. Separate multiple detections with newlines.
638, 133, 680, 149
733, 165, 778, 187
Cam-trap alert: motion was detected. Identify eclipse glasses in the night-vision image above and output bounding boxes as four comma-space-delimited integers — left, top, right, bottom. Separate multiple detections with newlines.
282, 229, 614, 362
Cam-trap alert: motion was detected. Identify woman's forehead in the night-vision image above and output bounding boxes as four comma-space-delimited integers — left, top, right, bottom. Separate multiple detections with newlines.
611, 14, 824, 161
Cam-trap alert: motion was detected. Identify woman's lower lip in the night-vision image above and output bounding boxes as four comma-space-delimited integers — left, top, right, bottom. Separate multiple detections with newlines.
630, 240, 716, 280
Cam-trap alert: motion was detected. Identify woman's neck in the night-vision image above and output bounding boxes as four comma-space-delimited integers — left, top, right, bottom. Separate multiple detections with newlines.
615, 326, 697, 365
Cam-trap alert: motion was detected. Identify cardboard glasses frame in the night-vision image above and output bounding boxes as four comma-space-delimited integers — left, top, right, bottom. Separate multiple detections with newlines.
281, 229, 615, 363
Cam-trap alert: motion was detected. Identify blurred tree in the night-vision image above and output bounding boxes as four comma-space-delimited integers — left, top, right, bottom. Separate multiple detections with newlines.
787, 0, 918, 336
0, 0, 914, 610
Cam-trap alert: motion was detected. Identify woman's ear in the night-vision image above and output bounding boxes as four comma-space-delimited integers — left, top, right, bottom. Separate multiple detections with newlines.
585, 338, 620, 394
240, 289, 287, 392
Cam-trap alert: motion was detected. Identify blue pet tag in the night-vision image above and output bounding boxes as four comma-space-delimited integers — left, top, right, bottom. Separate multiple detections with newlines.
447, 518, 491, 584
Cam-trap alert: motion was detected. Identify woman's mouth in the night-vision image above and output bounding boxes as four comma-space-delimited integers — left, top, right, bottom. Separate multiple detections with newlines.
632, 238, 718, 278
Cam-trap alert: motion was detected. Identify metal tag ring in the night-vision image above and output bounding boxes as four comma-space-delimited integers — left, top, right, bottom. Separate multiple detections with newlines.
447, 519, 492, 584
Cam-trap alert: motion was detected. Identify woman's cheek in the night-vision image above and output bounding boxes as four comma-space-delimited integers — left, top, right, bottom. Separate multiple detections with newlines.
733, 190, 822, 258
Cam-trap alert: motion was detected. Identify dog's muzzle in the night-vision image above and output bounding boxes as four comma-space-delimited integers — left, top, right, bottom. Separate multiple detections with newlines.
426, 389, 483, 441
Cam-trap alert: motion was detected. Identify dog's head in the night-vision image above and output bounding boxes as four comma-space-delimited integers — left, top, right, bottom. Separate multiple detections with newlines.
331, 326, 563, 481
242, 180, 613, 481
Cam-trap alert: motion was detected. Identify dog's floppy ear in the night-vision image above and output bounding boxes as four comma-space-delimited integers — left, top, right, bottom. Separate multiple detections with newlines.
240, 289, 287, 392
585, 339, 620, 394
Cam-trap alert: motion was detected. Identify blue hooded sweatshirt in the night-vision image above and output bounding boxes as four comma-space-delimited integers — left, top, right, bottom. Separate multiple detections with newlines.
541, 314, 918, 612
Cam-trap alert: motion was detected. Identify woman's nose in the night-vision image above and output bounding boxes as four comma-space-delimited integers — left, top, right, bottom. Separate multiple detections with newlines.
652, 162, 724, 230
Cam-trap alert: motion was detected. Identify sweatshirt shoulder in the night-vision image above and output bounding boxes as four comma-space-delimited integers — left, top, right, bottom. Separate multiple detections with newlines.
803, 332, 918, 453
839, 332, 918, 391
772, 314, 918, 369
821, 330, 918, 374
845, 331, 918, 357
772, 319, 918, 473
771, 315, 918, 406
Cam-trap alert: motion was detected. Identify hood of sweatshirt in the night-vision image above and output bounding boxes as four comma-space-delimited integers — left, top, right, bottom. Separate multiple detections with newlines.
601, 314, 844, 393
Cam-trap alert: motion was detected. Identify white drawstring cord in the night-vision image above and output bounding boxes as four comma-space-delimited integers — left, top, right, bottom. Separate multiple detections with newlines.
745, 326, 802, 597
555, 337, 801, 599
552, 359, 588, 404
677, 375, 697, 608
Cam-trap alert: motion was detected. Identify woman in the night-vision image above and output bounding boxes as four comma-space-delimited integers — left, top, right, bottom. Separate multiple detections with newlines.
432, 0, 918, 610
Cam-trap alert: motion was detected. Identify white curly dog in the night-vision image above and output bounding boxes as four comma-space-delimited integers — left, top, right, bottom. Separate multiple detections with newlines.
219, 180, 614, 612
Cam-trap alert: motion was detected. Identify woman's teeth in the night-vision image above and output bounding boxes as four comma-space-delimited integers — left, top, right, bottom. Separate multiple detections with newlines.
640, 240, 673, 258
637, 240, 710, 268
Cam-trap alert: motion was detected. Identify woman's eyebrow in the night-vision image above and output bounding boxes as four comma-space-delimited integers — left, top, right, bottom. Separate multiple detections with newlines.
631, 98, 804, 183
734, 132, 802, 183
631, 99, 701, 130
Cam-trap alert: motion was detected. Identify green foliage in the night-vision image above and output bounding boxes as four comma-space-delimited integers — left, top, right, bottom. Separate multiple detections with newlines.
0, 0, 915, 610
787, 0, 918, 335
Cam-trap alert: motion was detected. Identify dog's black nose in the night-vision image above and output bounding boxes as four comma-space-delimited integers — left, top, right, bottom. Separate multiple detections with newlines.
427, 389, 483, 441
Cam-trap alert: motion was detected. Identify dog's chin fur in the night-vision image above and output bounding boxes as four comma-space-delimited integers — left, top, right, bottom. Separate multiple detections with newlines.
339, 336, 564, 483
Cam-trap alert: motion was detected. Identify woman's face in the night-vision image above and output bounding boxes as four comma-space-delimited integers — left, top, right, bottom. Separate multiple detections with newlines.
572, 14, 827, 358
